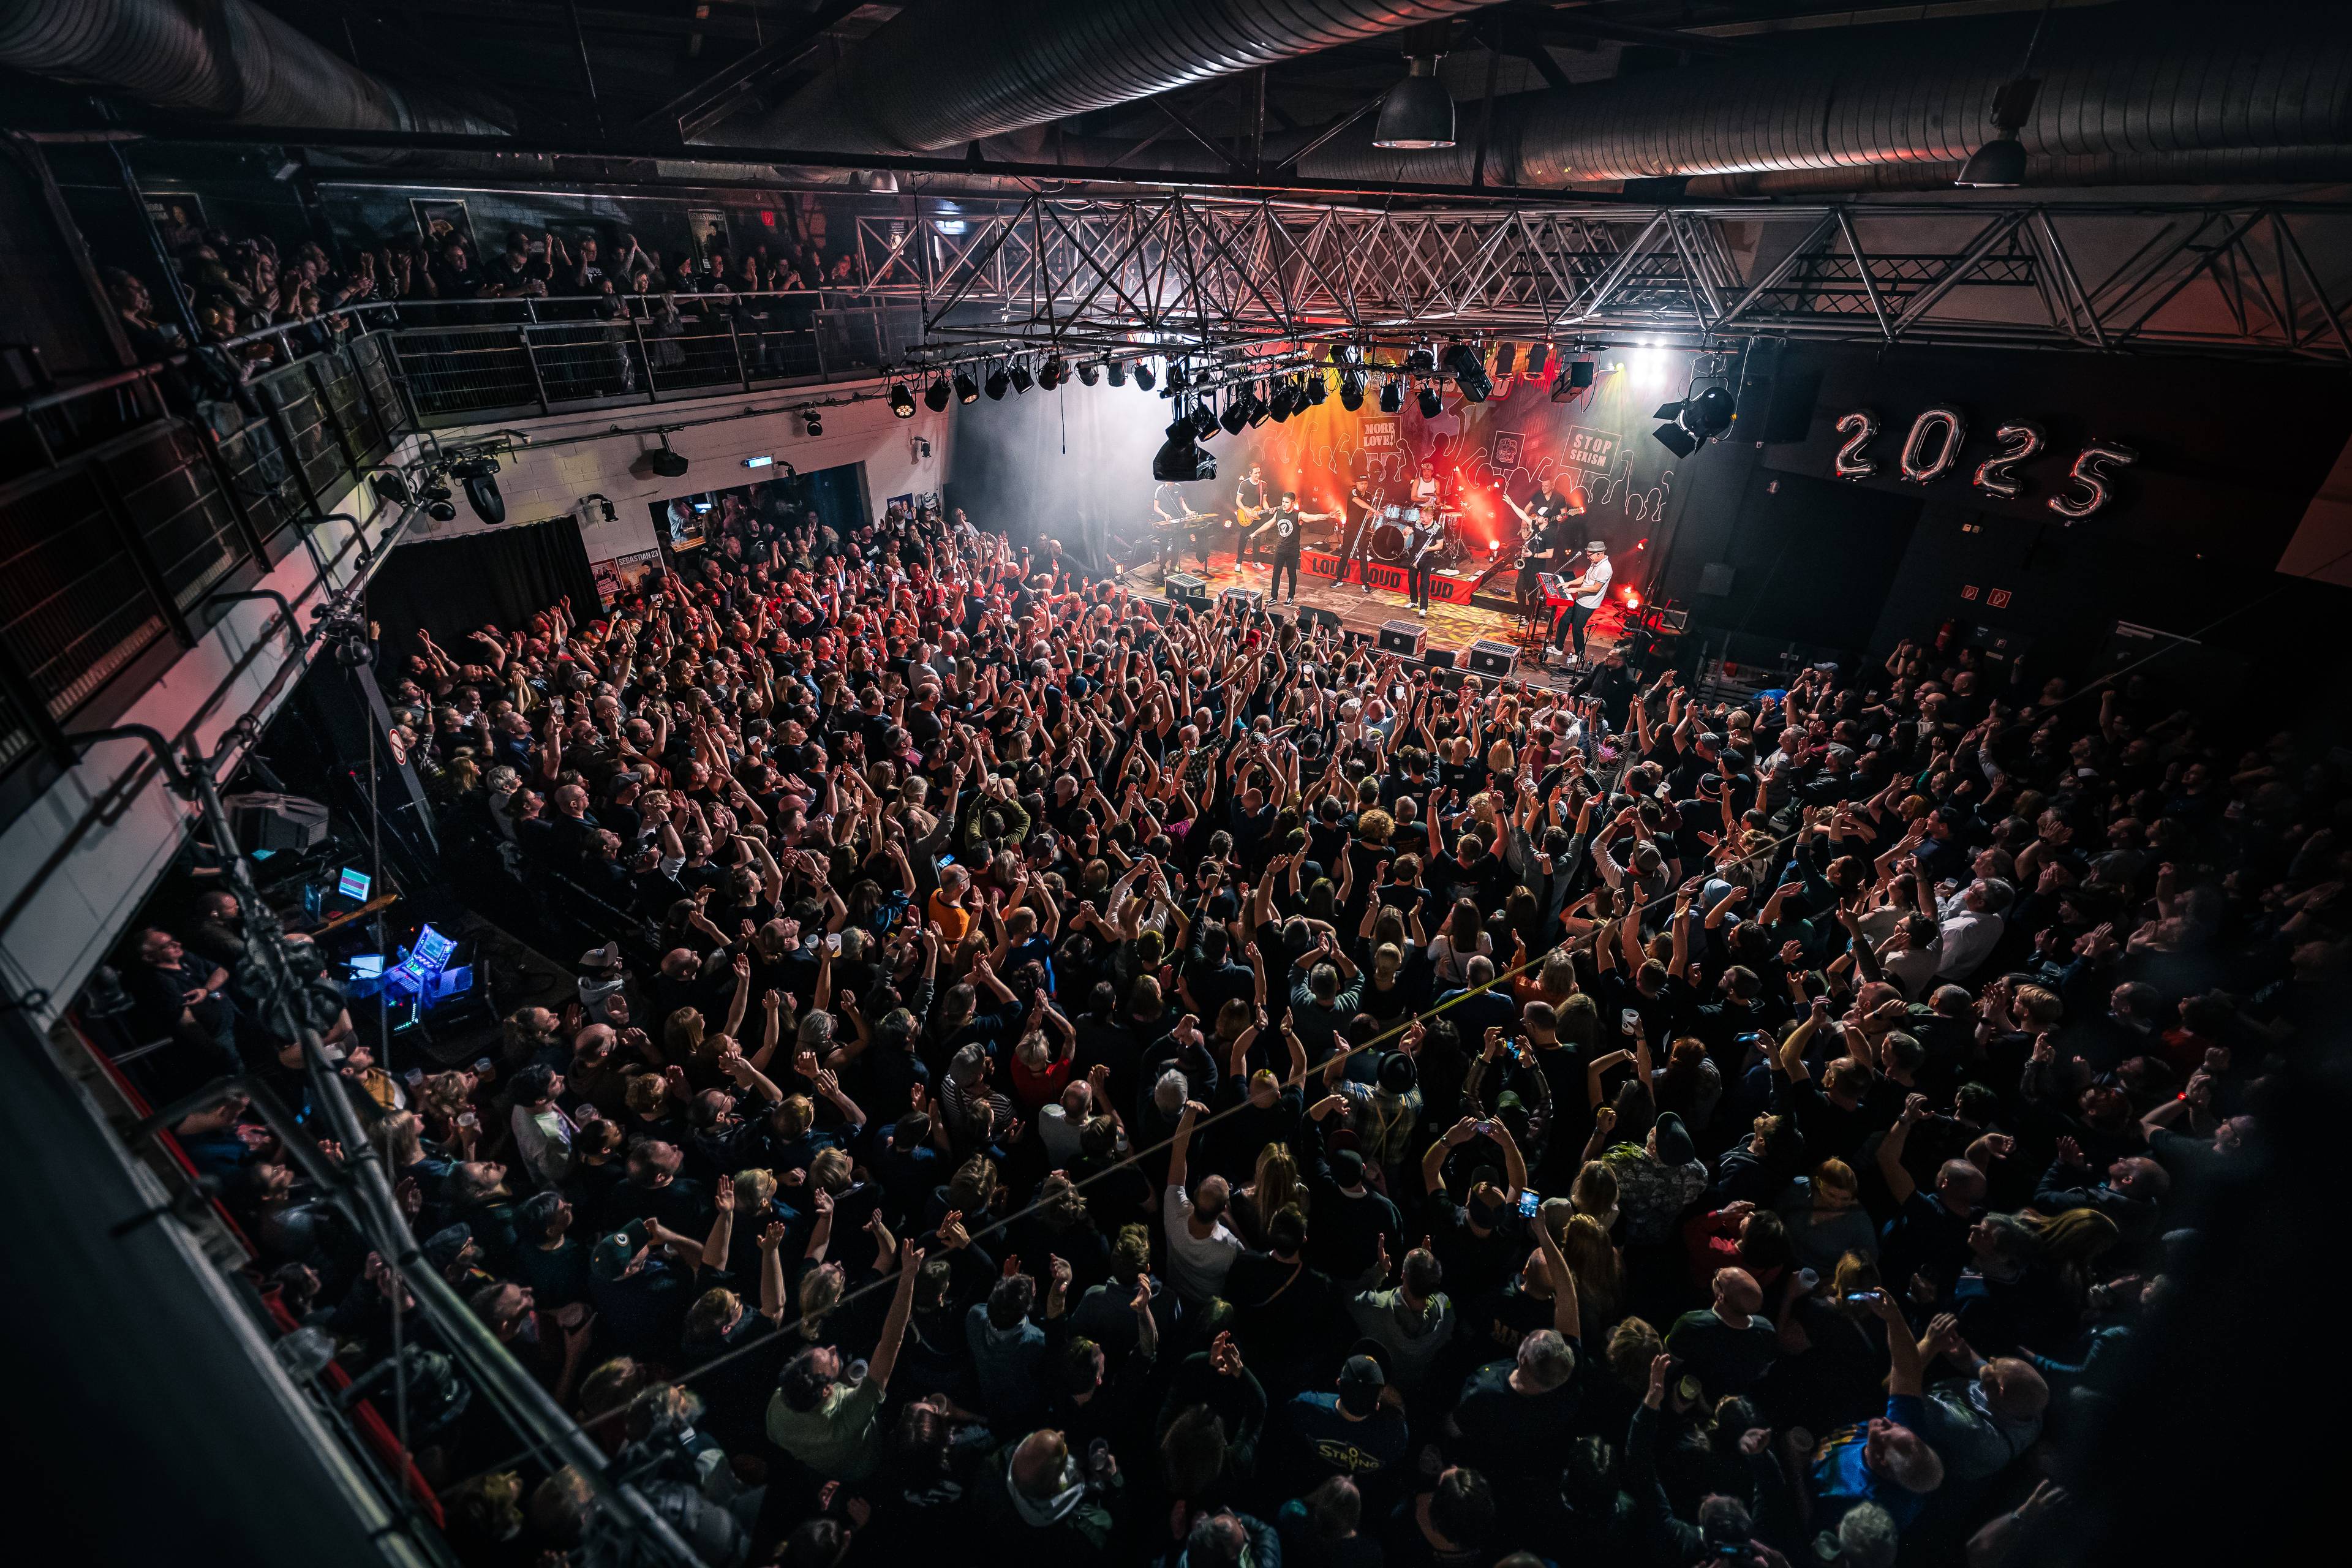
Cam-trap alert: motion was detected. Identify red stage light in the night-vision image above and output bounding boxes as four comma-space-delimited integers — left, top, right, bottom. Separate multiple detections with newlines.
1623, 589, 1641, 608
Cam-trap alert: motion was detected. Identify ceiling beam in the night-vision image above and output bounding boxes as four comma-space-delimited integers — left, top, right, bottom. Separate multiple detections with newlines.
633, 0, 867, 140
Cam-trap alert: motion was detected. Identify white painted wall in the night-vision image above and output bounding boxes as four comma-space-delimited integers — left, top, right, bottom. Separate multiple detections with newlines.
409, 378, 955, 565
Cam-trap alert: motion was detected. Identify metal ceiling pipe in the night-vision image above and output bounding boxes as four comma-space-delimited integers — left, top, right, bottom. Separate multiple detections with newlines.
735, 0, 1508, 155
0, 0, 510, 135
1300, 6, 2352, 187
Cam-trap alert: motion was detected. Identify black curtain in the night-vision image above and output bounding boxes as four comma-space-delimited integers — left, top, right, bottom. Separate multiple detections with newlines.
366, 516, 601, 661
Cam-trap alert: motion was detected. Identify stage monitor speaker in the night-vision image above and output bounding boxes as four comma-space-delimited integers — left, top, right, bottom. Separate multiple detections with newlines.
1736, 366, 1822, 445
1343, 627, 1378, 649
223, 791, 331, 852
1424, 647, 1455, 671
1464, 639, 1518, 678
1220, 586, 1264, 613
1165, 571, 1209, 606
1295, 605, 1344, 633
1378, 620, 1427, 658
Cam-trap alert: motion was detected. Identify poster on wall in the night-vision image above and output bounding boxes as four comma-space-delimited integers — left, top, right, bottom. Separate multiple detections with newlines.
592, 548, 663, 609
687, 209, 732, 263
410, 198, 475, 251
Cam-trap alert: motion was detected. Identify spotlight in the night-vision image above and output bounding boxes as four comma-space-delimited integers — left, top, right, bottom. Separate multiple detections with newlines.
803, 409, 823, 437
1167, 360, 1189, 393
1684, 385, 1736, 439
1493, 342, 1517, 376
1107, 360, 1127, 388
427, 499, 457, 522
464, 473, 505, 525
985, 364, 1009, 399
1153, 415, 1216, 482
1651, 413, 1702, 458
1010, 360, 1033, 393
1192, 400, 1221, 441
1269, 380, 1298, 421
1441, 341, 1491, 402
889, 383, 916, 418
1379, 377, 1402, 414
1245, 382, 1271, 426
924, 375, 951, 412
370, 472, 412, 505
1078, 360, 1101, 386
954, 368, 979, 404
1039, 355, 1065, 391
1219, 393, 1250, 435
1373, 55, 1456, 150
1305, 370, 1328, 406
647, 439, 689, 479
1417, 383, 1442, 420
1339, 368, 1366, 411
1133, 360, 1156, 391
1523, 342, 1550, 376
1406, 345, 1436, 375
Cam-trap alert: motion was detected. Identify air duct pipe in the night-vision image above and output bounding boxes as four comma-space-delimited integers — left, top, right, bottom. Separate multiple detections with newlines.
1300, 7, 2352, 189
0, 0, 510, 135
736, 0, 1507, 155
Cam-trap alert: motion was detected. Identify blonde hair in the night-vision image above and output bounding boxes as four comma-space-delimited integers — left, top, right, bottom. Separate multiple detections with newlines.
1253, 1141, 1306, 1221
1357, 809, 1394, 846
798, 1265, 843, 1336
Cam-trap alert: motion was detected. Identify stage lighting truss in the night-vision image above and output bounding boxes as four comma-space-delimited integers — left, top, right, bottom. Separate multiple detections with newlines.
851, 192, 2352, 367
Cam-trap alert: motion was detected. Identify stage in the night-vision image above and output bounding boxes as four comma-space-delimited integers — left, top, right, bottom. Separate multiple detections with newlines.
1118, 540, 1628, 688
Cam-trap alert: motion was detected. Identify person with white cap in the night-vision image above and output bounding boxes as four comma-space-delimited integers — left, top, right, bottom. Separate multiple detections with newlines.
1549, 540, 1613, 666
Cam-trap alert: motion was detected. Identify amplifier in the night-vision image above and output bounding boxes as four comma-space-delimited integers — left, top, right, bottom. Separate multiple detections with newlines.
1377, 619, 1427, 658
1465, 639, 1518, 677
1220, 585, 1264, 612
1425, 647, 1455, 670
1165, 572, 1209, 605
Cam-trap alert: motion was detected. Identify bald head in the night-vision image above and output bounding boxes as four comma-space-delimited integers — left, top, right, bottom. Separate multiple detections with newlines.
1713, 1267, 1763, 1318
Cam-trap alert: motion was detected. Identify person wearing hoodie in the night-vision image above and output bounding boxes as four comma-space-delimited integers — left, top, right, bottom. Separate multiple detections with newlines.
1346, 1242, 1455, 1395
973, 1427, 1124, 1559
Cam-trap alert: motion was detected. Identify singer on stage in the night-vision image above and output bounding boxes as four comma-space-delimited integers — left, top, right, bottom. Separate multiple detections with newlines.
1329, 474, 1384, 590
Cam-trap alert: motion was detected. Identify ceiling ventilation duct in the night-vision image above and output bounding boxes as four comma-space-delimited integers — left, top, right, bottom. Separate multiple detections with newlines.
734, 0, 1507, 155
0, 0, 510, 135
1299, 7, 2352, 190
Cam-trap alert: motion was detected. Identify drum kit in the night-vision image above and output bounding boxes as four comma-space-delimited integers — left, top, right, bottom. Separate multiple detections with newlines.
1368, 503, 1468, 564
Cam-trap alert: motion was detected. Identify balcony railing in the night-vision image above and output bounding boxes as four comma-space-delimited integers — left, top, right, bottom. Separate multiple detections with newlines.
0, 288, 926, 820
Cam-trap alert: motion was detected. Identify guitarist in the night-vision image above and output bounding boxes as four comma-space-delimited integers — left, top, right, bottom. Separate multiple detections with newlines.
1510, 473, 1584, 611
1233, 462, 1272, 567
1256, 490, 1336, 605
1330, 473, 1385, 590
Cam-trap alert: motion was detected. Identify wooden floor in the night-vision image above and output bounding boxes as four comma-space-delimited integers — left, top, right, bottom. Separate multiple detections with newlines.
1120, 541, 1623, 689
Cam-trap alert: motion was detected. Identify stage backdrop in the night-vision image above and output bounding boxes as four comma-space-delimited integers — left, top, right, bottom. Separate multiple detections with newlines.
1187, 348, 1695, 574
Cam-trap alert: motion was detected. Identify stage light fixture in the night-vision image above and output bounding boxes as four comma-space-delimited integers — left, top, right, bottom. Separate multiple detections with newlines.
1269, 381, 1298, 422
1134, 360, 1156, 391
427, 499, 457, 522
1245, 382, 1271, 426
647, 439, 689, 479
985, 364, 1009, 399
1441, 341, 1491, 402
924, 375, 951, 412
1684, 385, 1736, 439
1957, 134, 2027, 188
1651, 414, 1702, 458
1079, 360, 1100, 386
1417, 383, 1442, 420
1167, 360, 1189, 393
1039, 355, 1064, 391
1373, 55, 1456, 150
464, 472, 506, 525
370, 472, 412, 506
1219, 396, 1250, 435
1524, 342, 1550, 376
1493, 342, 1517, 376
1305, 370, 1328, 406
1958, 22, 2045, 188
1339, 368, 1366, 411
1153, 415, 1216, 482
889, 382, 916, 418
1192, 400, 1221, 440
803, 409, 823, 437
954, 368, 979, 404
1010, 360, 1033, 393
1107, 360, 1127, 388
1406, 345, 1436, 375
1380, 377, 1402, 414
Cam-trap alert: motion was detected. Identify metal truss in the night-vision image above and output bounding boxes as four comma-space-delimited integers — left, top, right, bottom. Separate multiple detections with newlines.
848, 194, 2352, 364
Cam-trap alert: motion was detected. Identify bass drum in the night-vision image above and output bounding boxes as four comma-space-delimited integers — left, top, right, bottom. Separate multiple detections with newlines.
1370, 521, 1408, 560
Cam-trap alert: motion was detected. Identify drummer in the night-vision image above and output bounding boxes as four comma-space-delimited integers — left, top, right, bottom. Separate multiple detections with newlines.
1329, 474, 1384, 590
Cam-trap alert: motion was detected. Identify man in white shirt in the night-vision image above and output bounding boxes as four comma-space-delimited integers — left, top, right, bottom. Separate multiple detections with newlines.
508, 1063, 577, 1186
1933, 878, 2014, 981
1550, 541, 1612, 664
1162, 1096, 1242, 1305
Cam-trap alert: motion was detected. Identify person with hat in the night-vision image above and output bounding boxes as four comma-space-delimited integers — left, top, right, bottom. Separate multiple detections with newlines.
1284, 1349, 1408, 1486
1547, 540, 1613, 667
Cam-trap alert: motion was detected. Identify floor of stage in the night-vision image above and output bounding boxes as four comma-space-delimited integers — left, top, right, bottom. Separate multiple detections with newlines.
1118, 546, 1623, 689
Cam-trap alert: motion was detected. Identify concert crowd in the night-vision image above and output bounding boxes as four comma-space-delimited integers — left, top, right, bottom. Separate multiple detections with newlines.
134, 491, 2327, 1568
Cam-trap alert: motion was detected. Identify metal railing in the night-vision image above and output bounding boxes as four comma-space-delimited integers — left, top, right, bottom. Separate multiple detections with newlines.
0, 286, 924, 809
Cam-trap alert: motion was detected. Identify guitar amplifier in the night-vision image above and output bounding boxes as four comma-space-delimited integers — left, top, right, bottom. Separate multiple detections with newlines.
1220, 586, 1264, 613
1465, 639, 1518, 678
1165, 572, 1209, 606
1378, 620, 1427, 657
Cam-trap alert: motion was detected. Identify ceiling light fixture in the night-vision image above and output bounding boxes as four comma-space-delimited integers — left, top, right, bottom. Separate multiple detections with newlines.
1373, 55, 1456, 150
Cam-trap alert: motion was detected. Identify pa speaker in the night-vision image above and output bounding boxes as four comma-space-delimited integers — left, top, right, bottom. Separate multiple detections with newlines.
1378, 620, 1427, 658
1465, 639, 1518, 678
222, 791, 330, 852
1296, 605, 1344, 632
1737, 365, 1822, 444
1424, 647, 1455, 671
1220, 586, 1264, 614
